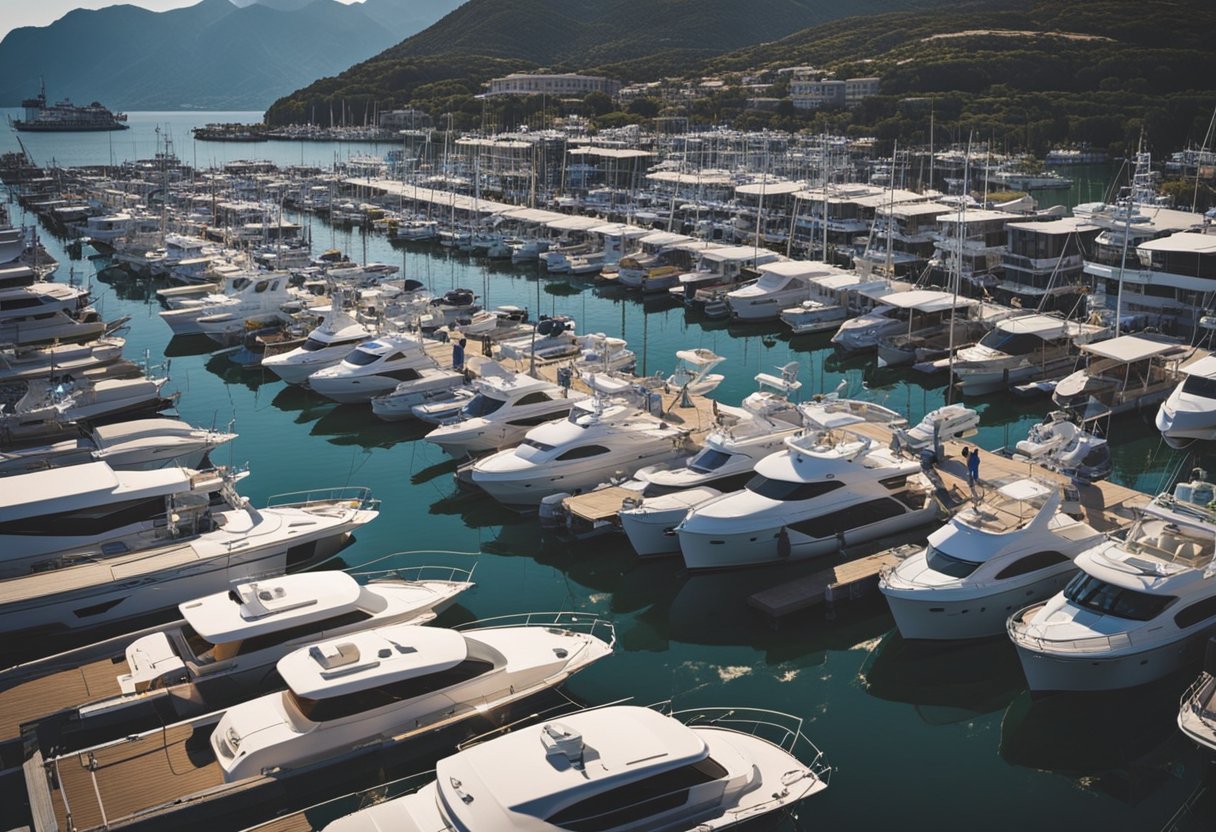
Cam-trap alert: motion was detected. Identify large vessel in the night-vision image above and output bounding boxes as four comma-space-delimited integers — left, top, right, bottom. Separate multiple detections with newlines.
11, 83, 128, 132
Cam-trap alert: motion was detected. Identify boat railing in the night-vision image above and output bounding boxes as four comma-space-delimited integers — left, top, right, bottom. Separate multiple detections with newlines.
454, 610, 616, 649
1007, 603, 1133, 653
265, 485, 378, 511
349, 551, 477, 587
669, 705, 830, 781
1179, 672, 1216, 729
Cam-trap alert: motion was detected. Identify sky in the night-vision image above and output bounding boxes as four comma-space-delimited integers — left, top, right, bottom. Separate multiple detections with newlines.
0, 0, 359, 40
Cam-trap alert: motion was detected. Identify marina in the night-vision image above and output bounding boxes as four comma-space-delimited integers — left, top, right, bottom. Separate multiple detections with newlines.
1, 109, 1215, 832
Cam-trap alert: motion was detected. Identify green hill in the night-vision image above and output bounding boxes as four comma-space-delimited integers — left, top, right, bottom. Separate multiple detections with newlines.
264, 0, 948, 125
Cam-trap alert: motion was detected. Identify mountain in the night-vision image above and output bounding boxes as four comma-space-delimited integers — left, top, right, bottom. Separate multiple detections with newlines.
0, 0, 464, 110
265, 0, 951, 124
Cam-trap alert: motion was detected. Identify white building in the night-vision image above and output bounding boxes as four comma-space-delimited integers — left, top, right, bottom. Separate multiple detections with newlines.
487, 73, 621, 97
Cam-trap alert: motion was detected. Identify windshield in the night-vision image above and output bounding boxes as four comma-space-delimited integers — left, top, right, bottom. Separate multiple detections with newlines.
301, 337, 329, 352
977, 330, 1046, 355
925, 544, 981, 578
463, 393, 505, 418
745, 475, 846, 502
1063, 572, 1175, 621
1182, 373, 1216, 399
345, 348, 382, 366
689, 448, 733, 474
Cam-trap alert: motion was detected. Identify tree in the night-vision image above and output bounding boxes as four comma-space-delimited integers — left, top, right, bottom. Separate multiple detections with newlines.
584, 91, 614, 117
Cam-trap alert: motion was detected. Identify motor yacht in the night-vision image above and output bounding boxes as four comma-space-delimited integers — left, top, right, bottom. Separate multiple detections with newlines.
889, 404, 980, 457
726, 261, 840, 322
1012, 411, 1112, 482
308, 333, 440, 403
320, 704, 829, 832
829, 303, 904, 352
572, 333, 636, 378
0, 562, 473, 746
952, 314, 1107, 395
672, 244, 782, 304
21, 613, 612, 832
262, 306, 375, 385
1156, 355, 1216, 448
676, 429, 937, 570
0, 464, 378, 636
424, 367, 587, 456
0, 374, 174, 444
874, 290, 989, 368
370, 368, 468, 421
1052, 334, 1206, 416
395, 220, 439, 243
779, 273, 897, 335
0, 335, 125, 384
0, 417, 235, 476
880, 479, 1108, 640
1178, 638, 1216, 755
159, 272, 298, 337
1008, 470, 1216, 692
470, 399, 693, 508
620, 365, 804, 557
0, 282, 107, 346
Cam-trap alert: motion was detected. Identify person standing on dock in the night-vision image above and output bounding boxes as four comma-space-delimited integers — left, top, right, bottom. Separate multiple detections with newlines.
452, 337, 466, 372
962, 447, 981, 502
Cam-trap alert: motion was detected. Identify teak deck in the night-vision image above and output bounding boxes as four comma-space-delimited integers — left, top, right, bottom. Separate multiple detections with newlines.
0, 656, 127, 740
48, 720, 223, 832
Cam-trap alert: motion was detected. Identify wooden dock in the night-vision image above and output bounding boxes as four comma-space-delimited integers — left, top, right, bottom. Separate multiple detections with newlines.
747, 543, 922, 627
0, 656, 127, 741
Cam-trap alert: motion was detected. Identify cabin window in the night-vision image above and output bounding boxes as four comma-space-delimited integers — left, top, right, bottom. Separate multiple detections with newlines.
924, 545, 982, 579
253, 281, 270, 293
546, 757, 728, 831
387, 367, 422, 382
515, 392, 553, 407
556, 445, 611, 462
346, 349, 382, 366
0, 495, 166, 537
1063, 573, 1176, 621
745, 476, 846, 502
464, 394, 505, 417
235, 610, 376, 656
1181, 374, 1216, 400
301, 338, 329, 352
976, 330, 1046, 355
508, 413, 560, 428
0, 296, 43, 311
1173, 596, 1216, 630
689, 449, 733, 474
787, 497, 905, 539
289, 657, 494, 722
994, 551, 1070, 580
521, 438, 556, 452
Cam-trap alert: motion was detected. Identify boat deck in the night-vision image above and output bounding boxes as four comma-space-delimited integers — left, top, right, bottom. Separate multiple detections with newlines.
0, 541, 202, 606
0, 656, 127, 740
47, 720, 223, 832
564, 486, 638, 523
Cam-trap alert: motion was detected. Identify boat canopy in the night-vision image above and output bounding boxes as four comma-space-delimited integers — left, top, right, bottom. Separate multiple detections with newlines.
1080, 335, 1184, 363
180, 572, 362, 643
883, 289, 978, 313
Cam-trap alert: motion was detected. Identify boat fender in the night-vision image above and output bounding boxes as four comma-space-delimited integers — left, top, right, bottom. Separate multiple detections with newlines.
777, 527, 791, 558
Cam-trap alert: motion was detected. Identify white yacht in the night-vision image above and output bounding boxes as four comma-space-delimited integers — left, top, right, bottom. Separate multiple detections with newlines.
572, 333, 636, 378
1156, 355, 1216, 448
620, 365, 804, 558
23, 614, 612, 832
665, 348, 727, 396
0, 465, 378, 636
952, 313, 1107, 395
261, 308, 375, 385
1052, 334, 1205, 416
370, 368, 468, 421
1008, 470, 1216, 692
0, 374, 172, 442
779, 273, 896, 335
158, 272, 298, 337
0, 563, 473, 744
321, 704, 829, 832
0, 335, 125, 384
308, 334, 439, 403
424, 368, 587, 456
0, 282, 106, 346
676, 429, 937, 570
1178, 642, 1216, 754
874, 291, 1002, 368
470, 399, 692, 508
212, 615, 613, 780
0, 417, 235, 476
829, 303, 904, 352
880, 479, 1107, 640
726, 262, 840, 322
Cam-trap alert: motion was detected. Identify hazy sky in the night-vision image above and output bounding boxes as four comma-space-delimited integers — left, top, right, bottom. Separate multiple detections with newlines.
0, 0, 359, 40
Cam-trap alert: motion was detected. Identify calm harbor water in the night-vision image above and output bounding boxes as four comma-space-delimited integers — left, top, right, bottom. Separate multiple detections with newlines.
3, 114, 1214, 830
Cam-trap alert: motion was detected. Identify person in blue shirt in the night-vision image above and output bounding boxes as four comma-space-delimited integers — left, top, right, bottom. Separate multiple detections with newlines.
962, 446, 981, 502
452, 337, 466, 371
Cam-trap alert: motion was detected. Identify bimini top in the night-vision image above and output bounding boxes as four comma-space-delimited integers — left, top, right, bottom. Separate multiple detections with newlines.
277, 624, 467, 699
882, 289, 978, 313
435, 706, 707, 829
1080, 334, 1186, 364
991, 313, 1099, 341
0, 461, 204, 522
179, 572, 363, 644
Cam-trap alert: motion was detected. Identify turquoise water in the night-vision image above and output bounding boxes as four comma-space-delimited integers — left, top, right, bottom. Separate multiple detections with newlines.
4, 116, 1215, 830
